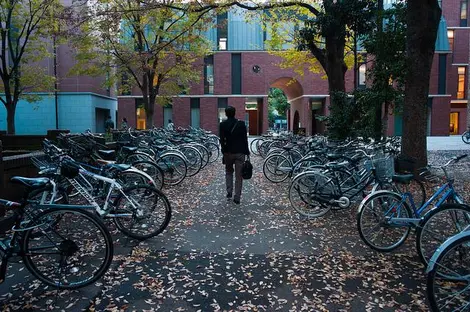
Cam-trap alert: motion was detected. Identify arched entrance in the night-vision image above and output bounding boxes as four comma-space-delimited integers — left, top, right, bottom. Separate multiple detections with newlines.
269, 77, 305, 133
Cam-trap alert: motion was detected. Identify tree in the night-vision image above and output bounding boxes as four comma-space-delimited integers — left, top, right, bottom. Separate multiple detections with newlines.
71, 0, 213, 128
0, 0, 59, 134
401, 0, 441, 168
355, 1, 407, 139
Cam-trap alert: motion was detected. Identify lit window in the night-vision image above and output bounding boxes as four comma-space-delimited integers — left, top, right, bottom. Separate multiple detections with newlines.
457, 66, 466, 99
219, 38, 227, 50
450, 112, 459, 134
448, 30, 454, 51
136, 107, 146, 129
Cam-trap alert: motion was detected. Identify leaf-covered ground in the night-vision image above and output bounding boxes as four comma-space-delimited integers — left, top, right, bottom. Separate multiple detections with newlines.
2, 150, 469, 311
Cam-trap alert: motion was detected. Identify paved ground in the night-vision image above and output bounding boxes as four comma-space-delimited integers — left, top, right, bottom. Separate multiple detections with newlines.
1, 136, 470, 311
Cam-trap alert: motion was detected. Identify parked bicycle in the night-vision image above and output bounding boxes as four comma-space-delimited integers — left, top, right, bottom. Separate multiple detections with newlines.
357, 155, 469, 267
0, 176, 113, 289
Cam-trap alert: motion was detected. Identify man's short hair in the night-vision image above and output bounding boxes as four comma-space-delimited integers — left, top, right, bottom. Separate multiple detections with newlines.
225, 106, 236, 118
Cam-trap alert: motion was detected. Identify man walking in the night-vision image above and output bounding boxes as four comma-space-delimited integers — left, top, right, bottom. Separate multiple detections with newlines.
219, 106, 250, 204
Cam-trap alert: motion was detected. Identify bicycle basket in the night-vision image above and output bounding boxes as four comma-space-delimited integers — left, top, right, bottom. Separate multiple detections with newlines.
373, 156, 395, 180
60, 160, 80, 178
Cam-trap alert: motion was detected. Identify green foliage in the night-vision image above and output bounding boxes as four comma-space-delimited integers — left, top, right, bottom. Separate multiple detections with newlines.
268, 88, 289, 126
323, 91, 356, 139
70, 0, 214, 128
353, 1, 407, 138
0, 0, 61, 133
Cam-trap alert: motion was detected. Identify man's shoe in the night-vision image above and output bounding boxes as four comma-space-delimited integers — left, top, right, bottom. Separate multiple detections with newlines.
226, 193, 232, 199
233, 199, 240, 205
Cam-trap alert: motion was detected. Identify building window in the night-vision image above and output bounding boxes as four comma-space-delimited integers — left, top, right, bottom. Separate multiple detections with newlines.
217, 12, 228, 51
136, 107, 146, 130
204, 56, 214, 94
190, 98, 200, 128
218, 98, 228, 123
448, 30, 454, 51
450, 112, 459, 134
358, 63, 366, 87
163, 104, 173, 128
457, 66, 466, 99
438, 54, 447, 94
461, 1, 468, 27
231, 53, 242, 94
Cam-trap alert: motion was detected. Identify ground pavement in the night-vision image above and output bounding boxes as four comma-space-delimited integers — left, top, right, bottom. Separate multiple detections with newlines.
1, 137, 470, 311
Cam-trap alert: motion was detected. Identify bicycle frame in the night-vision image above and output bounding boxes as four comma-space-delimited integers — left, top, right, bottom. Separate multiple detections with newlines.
387, 181, 463, 227
67, 167, 139, 217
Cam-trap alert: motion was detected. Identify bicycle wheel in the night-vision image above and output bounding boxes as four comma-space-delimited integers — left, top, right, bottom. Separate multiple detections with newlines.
205, 142, 220, 164
250, 138, 263, 155
357, 190, 412, 251
124, 151, 154, 164
131, 160, 164, 190
427, 232, 470, 311
156, 153, 187, 186
288, 170, 337, 218
177, 145, 203, 177
112, 184, 172, 240
263, 154, 291, 183
22, 207, 113, 289
191, 143, 210, 169
416, 203, 470, 267
462, 131, 470, 144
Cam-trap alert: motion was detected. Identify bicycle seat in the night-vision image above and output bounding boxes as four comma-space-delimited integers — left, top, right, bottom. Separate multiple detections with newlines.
122, 146, 138, 153
98, 150, 116, 160
297, 140, 306, 146
106, 164, 132, 171
283, 143, 295, 150
327, 153, 342, 160
392, 174, 414, 184
10, 177, 50, 189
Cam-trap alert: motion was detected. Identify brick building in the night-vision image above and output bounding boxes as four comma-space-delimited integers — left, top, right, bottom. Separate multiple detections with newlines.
118, 2, 470, 137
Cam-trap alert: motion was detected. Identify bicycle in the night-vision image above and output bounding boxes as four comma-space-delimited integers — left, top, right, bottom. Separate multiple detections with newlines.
0, 176, 113, 289
462, 129, 470, 144
357, 155, 468, 261
426, 229, 470, 311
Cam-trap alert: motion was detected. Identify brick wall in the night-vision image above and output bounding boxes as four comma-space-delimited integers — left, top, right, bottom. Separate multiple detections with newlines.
431, 97, 451, 135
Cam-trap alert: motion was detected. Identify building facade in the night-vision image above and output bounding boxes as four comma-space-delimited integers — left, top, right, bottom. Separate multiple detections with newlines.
2, 1, 467, 136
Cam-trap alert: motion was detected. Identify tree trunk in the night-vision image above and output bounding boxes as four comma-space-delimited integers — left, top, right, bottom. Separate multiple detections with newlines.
145, 94, 156, 129
402, 0, 441, 169
6, 103, 16, 134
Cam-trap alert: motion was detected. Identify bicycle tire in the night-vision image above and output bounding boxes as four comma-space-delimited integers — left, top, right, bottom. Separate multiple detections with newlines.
22, 207, 113, 289
427, 232, 470, 311
416, 203, 470, 267
131, 160, 164, 190
156, 152, 187, 186
112, 184, 172, 240
288, 170, 336, 218
263, 154, 291, 183
357, 190, 412, 251
461, 131, 470, 144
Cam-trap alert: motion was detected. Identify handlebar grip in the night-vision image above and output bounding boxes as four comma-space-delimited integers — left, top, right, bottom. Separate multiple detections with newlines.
455, 154, 468, 162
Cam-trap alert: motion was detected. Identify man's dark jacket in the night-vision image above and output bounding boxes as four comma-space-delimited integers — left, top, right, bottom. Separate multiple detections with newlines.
219, 117, 250, 155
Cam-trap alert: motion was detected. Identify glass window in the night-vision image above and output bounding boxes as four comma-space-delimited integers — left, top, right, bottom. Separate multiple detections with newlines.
448, 30, 454, 51
136, 107, 146, 130
218, 98, 228, 123
163, 104, 173, 128
358, 64, 366, 86
190, 99, 200, 128
457, 66, 466, 99
219, 38, 227, 51
461, 1, 468, 26
204, 56, 214, 94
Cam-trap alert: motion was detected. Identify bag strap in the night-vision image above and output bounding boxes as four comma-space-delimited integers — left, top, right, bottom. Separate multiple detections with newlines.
230, 119, 239, 134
